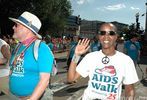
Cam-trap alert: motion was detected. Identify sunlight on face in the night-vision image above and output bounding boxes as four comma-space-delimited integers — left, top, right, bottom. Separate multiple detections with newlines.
98, 23, 118, 49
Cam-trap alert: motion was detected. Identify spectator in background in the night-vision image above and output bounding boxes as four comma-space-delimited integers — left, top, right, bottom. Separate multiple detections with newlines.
62, 36, 67, 51
115, 36, 125, 53
66, 36, 79, 69
9, 37, 18, 52
124, 33, 141, 66
2, 35, 10, 44
0, 38, 11, 95
90, 36, 101, 52
45, 35, 54, 53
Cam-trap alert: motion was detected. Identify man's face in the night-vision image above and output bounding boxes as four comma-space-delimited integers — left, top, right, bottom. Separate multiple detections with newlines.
98, 24, 118, 49
12, 23, 29, 41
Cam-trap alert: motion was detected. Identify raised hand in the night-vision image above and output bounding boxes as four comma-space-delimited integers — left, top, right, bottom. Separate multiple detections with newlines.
75, 38, 90, 56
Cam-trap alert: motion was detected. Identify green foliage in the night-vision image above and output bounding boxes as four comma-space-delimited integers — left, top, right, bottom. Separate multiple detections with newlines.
122, 23, 141, 40
0, 0, 72, 36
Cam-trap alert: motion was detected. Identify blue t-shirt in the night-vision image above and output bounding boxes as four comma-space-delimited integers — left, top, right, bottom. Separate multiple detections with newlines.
9, 42, 54, 96
124, 40, 140, 61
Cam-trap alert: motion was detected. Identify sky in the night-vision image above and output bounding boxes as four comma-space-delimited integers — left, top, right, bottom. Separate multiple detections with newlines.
70, 0, 147, 29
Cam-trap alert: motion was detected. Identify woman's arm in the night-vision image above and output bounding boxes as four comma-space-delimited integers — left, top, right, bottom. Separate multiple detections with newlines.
67, 38, 90, 83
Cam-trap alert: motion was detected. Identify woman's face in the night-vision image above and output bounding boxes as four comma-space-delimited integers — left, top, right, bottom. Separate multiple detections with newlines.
98, 24, 118, 49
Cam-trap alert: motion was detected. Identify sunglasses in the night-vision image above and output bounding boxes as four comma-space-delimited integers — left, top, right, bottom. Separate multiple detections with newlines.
98, 31, 117, 36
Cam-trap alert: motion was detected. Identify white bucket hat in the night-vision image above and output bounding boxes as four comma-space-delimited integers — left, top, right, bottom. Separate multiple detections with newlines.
9, 11, 42, 39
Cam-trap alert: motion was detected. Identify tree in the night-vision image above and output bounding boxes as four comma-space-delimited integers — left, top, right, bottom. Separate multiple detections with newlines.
123, 23, 139, 40
0, 0, 72, 37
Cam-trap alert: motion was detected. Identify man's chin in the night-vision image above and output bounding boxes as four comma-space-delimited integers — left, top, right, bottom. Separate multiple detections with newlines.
12, 34, 17, 40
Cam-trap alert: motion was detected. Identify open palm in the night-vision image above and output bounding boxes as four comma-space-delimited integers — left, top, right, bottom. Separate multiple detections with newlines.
75, 38, 90, 56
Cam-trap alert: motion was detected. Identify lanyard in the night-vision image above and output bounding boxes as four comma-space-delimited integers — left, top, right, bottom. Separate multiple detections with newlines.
10, 37, 37, 72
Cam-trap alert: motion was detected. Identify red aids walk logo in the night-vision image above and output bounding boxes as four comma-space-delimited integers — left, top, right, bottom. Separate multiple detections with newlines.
95, 65, 116, 76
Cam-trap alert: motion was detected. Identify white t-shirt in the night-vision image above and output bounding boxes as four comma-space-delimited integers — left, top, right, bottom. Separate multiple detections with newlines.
0, 39, 10, 77
76, 50, 139, 100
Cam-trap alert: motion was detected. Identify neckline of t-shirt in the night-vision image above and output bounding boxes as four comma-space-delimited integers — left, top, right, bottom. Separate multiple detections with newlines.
100, 50, 118, 58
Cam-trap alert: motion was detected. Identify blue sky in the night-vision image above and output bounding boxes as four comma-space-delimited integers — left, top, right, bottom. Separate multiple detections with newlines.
70, 0, 146, 29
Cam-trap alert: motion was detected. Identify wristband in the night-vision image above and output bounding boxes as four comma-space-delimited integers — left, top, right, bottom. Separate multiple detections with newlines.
72, 54, 81, 63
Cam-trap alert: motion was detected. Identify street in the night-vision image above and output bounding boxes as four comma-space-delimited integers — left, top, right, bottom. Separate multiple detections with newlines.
0, 51, 147, 100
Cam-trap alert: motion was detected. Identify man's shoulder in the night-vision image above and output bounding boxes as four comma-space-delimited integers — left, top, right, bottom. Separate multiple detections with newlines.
39, 41, 48, 46
37, 41, 51, 52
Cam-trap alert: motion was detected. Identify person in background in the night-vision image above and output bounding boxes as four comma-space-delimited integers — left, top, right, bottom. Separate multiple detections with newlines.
2, 35, 10, 44
9, 37, 18, 52
90, 36, 101, 52
115, 36, 125, 53
62, 36, 67, 52
124, 33, 141, 66
0, 37, 11, 95
45, 35, 54, 53
67, 23, 138, 100
9, 11, 54, 100
66, 35, 79, 69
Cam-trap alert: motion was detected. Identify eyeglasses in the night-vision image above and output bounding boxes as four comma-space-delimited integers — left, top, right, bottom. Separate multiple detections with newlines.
98, 31, 117, 36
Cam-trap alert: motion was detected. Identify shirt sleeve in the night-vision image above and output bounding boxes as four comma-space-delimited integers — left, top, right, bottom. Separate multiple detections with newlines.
76, 54, 90, 78
123, 56, 139, 85
38, 42, 54, 73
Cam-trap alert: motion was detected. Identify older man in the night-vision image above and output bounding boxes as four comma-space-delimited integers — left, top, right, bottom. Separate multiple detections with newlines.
9, 11, 54, 100
67, 23, 139, 100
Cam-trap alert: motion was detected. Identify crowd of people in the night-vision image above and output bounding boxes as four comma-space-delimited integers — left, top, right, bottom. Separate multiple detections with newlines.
0, 11, 142, 100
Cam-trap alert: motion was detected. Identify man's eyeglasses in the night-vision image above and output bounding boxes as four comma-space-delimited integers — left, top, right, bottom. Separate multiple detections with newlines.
98, 31, 117, 36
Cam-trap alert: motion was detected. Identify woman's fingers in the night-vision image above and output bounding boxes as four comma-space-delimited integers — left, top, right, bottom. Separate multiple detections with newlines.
79, 38, 90, 46
78, 39, 82, 45
85, 45, 90, 52
75, 38, 90, 55
84, 39, 90, 46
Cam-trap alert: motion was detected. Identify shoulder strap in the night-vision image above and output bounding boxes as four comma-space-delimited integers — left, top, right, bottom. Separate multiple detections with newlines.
34, 39, 41, 60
